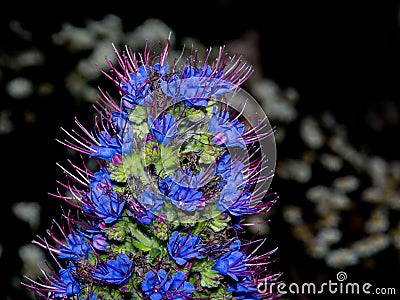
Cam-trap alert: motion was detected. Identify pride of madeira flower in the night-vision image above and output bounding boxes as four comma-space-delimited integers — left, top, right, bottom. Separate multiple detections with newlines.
22, 37, 281, 299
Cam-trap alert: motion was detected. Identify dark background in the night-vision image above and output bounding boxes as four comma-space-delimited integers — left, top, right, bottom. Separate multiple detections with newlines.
1, 1, 399, 299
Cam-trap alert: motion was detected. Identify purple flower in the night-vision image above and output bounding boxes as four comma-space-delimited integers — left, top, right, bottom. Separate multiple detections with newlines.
83, 168, 124, 223
92, 234, 109, 251
52, 263, 81, 298
93, 253, 134, 285
59, 232, 92, 260
167, 231, 204, 265
120, 65, 150, 107
213, 241, 247, 281
149, 113, 177, 146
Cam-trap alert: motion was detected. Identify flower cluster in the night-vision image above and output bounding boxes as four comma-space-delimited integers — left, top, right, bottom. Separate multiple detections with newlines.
23, 37, 280, 299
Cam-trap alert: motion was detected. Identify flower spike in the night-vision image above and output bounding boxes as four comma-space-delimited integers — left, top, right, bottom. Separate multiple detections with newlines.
22, 36, 281, 300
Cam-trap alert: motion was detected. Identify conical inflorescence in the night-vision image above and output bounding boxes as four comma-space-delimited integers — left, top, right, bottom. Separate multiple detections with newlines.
23, 37, 281, 299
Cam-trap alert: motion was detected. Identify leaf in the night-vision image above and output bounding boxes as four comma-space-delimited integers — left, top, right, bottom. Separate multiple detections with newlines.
109, 163, 127, 183
160, 201, 179, 227
122, 152, 149, 185
158, 144, 180, 177
143, 140, 160, 166
192, 260, 221, 288
129, 106, 150, 139
207, 205, 231, 232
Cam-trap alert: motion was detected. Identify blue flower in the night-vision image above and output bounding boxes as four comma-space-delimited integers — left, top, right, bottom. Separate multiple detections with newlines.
59, 232, 92, 260
142, 269, 169, 300
217, 181, 241, 211
140, 188, 165, 212
209, 107, 246, 148
93, 253, 134, 285
215, 153, 255, 216
134, 206, 156, 226
169, 185, 203, 212
158, 174, 204, 212
126, 189, 165, 225
227, 277, 261, 300
173, 168, 207, 188
162, 65, 232, 107
120, 65, 150, 107
122, 126, 134, 156
111, 111, 135, 156
216, 153, 240, 186
52, 262, 80, 298
83, 168, 124, 223
89, 132, 122, 161
149, 113, 177, 146
111, 111, 129, 131
216, 152, 232, 175
167, 231, 204, 265
79, 292, 97, 300
142, 269, 194, 300
216, 153, 245, 185
218, 186, 255, 216
153, 62, 169, 77
213, 240, 247, 281
165, 271, 194, 300
89, 112, 129, 161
